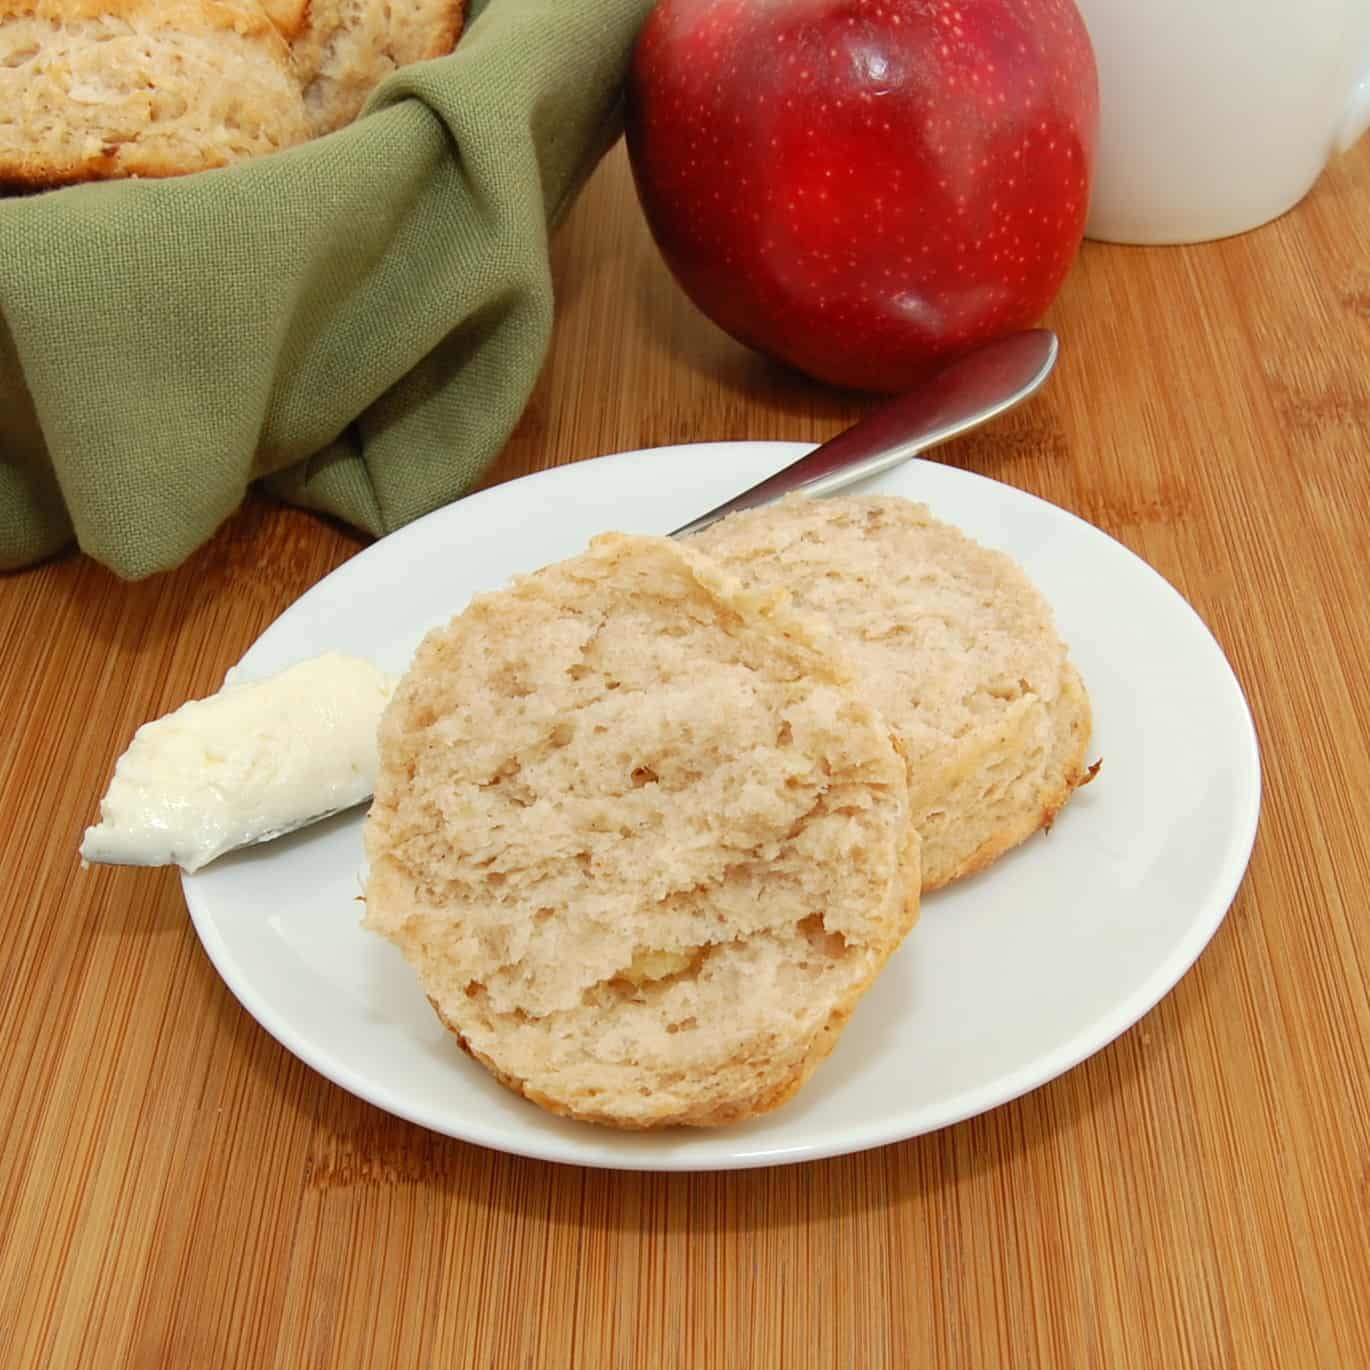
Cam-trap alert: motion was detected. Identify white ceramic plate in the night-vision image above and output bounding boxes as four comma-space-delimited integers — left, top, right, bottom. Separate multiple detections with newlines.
183, 443, 1261, 1171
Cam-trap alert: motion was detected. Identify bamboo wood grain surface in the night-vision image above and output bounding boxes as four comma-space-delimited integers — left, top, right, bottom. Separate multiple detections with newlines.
3, 137, 1369, 1369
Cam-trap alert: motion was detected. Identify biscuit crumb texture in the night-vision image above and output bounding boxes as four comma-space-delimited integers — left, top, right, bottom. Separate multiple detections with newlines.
693, 496, 1093, 891
0, 0, 466, 186
363, 534, 918, 1129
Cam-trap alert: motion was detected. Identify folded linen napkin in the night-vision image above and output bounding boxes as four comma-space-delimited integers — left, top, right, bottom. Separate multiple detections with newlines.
0, 0, 654, 578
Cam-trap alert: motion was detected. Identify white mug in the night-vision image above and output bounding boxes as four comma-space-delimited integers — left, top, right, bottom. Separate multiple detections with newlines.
1074, 0, 1370, 244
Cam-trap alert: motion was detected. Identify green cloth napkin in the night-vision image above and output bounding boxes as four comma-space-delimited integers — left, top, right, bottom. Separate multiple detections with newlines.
0, 0, 655, 579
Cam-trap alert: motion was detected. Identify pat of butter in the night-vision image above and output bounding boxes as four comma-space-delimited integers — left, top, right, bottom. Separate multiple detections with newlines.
81, 653, 397, 874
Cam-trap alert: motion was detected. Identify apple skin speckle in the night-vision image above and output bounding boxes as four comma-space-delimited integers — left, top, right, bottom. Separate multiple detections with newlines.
625, 0, 1099, 392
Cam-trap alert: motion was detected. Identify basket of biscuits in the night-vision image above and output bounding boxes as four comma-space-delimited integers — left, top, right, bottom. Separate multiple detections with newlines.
0, 0, 654, 577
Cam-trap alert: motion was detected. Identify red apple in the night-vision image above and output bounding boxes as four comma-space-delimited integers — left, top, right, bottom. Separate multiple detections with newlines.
625, 0, 1098, 391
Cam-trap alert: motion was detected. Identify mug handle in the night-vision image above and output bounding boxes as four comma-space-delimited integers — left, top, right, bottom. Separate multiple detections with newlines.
1338, 57, 1370, 152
